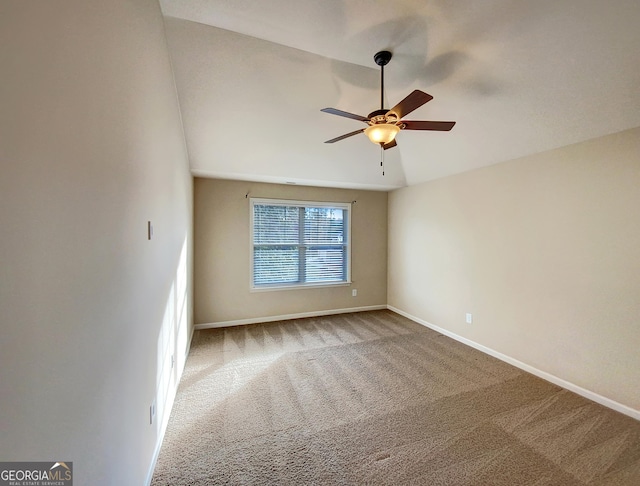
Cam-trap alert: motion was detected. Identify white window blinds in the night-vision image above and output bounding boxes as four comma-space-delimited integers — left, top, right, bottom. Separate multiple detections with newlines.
251, 199, 350, 289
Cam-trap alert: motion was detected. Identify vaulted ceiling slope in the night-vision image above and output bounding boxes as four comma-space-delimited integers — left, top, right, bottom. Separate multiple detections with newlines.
160, 0, 640, 190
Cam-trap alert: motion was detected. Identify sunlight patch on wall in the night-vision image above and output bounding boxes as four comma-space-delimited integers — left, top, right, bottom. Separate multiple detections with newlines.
155, 236, 190, 435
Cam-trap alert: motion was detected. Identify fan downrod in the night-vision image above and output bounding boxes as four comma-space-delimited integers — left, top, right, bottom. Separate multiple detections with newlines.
374, 51, 392, 110
374, 50, 392, 66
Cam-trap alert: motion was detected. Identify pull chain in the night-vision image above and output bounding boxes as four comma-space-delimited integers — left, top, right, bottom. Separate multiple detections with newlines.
380, 145, 385, 176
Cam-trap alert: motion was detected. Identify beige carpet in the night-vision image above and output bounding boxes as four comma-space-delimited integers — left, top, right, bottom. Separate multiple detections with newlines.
151, 310, 640, 485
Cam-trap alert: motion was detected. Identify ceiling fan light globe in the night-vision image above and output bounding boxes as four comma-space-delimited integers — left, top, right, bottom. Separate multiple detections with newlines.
365, 124, 400, 144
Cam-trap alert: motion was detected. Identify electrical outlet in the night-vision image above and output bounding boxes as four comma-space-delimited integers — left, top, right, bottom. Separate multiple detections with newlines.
465, 313, 473, 324
352, 289, 357, 297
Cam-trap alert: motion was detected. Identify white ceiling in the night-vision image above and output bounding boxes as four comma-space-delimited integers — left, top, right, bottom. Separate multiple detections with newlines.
160, 0, 640, 190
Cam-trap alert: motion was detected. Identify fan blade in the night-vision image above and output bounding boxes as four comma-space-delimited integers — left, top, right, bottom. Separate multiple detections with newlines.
388, 90, 433, 119
321, 108, 369, 122
382, 139, 397, 150
402, 120, 456, 131
324, 128, 365, 144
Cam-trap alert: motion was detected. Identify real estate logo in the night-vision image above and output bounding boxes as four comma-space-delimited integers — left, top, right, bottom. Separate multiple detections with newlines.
0, 462, 72, 486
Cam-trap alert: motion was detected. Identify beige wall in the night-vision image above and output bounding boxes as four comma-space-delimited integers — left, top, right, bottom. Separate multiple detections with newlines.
0, 2, 192, 484
388, 127, 640, 412
195, 178, 387, 324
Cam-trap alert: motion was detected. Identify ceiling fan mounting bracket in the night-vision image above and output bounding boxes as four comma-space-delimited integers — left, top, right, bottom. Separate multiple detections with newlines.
374, 50, 392, 67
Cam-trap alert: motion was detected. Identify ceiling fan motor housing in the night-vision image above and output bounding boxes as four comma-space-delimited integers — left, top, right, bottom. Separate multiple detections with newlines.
367, 109, 399, 126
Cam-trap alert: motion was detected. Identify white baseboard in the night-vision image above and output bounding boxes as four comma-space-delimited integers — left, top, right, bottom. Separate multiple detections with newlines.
388, 305, 640, 422
195, 305, 387, 330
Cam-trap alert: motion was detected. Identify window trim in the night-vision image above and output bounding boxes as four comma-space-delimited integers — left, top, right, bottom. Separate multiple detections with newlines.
249, 197, 352, 291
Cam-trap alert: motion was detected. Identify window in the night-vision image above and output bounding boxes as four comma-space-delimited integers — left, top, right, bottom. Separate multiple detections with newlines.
250, 198, 351, 290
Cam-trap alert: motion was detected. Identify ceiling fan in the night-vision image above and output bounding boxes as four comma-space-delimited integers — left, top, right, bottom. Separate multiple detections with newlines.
321, 51, 456, 150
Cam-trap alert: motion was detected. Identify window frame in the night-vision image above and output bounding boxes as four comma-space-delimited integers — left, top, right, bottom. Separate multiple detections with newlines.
249, 197, 352, 291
